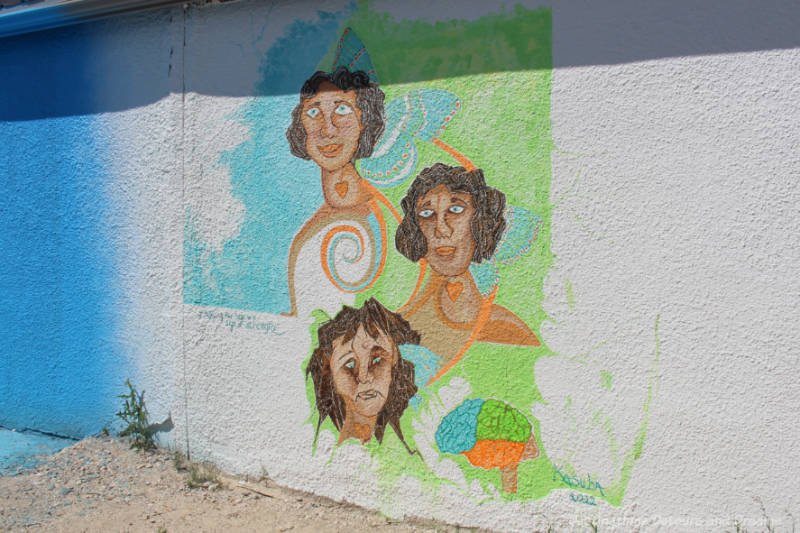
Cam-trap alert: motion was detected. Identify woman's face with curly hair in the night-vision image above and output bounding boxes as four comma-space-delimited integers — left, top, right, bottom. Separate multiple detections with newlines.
300, 82, 363, 172
330, 324, 397, 420
416, 184, 477, 277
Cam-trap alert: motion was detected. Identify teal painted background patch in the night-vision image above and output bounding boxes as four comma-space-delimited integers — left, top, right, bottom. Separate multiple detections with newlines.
184, 5, 357, 313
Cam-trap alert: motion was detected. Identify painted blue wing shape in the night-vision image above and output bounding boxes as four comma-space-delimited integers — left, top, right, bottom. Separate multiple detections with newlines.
332, 27, 379, 85
466, 207, 542, 296
361, 89, 461, 188
385, 89, 461, 143
469, 259, 500, 297
398, 343, 441, 410
359, 129, 418, 188
493, 206, 543, 264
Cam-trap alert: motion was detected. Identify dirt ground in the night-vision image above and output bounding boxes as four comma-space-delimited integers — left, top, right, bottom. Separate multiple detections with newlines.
0, 437, 491, 533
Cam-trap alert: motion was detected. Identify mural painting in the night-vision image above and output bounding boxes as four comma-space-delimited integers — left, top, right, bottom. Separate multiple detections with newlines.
283, 66, 394, 317
294, 23, 559, 500
306, 298, 419, 451
395, 163, 542, 378
185, 3, 651, 509
436, 398, 540, 493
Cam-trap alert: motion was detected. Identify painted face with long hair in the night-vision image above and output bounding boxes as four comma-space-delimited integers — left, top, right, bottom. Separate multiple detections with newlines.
330, 323, 394, 419
306, 298, 419, 450
300, 84, 363, 171
286, 67, 385, 171
396, 163, 507, 277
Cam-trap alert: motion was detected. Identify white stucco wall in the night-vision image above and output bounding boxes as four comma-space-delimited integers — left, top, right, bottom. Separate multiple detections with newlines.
3, 0, 798, 531
173, 2, 799, 531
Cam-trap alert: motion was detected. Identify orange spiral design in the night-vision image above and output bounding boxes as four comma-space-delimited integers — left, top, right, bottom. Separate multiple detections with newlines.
319, 200, 387, 294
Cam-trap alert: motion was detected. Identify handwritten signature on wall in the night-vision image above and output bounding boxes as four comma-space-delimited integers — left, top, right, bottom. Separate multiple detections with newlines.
570, 492, 597, 506
553, 464, 605, 499
197, 309, 283, 336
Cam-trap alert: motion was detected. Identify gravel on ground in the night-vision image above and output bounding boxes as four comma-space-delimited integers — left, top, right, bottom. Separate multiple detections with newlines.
0, 436, 492, 533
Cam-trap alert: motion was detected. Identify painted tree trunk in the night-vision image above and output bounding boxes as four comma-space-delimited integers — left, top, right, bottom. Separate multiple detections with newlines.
500, 465, 518, 493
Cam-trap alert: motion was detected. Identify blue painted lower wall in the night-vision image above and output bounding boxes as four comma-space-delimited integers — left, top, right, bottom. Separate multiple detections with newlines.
0, 25, 132, 439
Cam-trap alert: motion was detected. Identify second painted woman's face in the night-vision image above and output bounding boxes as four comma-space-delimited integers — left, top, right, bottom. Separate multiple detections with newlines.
330, 325, 396, 421
417, 184, 477, 277
301, 82, 363, 171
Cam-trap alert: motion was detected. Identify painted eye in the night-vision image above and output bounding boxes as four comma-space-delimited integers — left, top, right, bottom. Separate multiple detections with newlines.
334, 104, 353, 115
344, 360, 355, 370
419, 209, 434, 218
371, 356, 382, 366
448, 205, 465, 214
305, 107, 321, 119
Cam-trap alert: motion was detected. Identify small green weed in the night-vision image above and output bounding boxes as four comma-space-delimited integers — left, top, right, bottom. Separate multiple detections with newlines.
756, 497, 777, 533
173, 451, 189, 472
187, 461, 220, 489
174, 451, 220, 489
116, 379, 155, 451
728, 519, 748, 533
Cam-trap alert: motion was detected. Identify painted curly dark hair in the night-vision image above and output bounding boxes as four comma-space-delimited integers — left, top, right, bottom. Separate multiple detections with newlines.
306, 298, 420, 453
395, 163, 507, 263
286, 66, 386, 161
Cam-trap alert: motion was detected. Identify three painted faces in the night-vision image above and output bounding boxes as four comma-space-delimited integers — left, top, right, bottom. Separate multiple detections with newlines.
301, 82, 363, 171
330, 325, 396, 420
416, 184, 477, 277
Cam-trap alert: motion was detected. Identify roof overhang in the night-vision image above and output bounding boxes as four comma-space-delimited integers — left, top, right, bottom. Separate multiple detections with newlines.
0, 0, 186, 38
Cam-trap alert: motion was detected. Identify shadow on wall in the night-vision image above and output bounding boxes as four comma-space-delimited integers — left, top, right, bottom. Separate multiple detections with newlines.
0, 6, 177, 121
2, 0, 800, 121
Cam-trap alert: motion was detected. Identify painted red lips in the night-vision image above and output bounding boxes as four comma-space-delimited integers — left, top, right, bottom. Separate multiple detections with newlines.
319, 144, 343, 157
436, 246, 456, 256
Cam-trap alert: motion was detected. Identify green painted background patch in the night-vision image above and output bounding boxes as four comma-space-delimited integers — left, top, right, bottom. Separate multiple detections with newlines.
601, 370, 613, 390
302, 1, 561, 504
303, 1, 655, 510
565, 278, 575, 309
